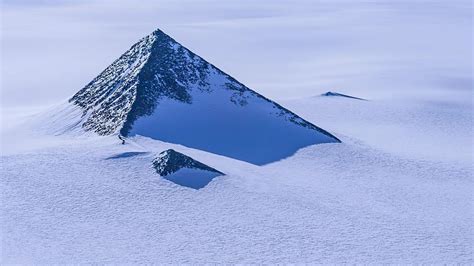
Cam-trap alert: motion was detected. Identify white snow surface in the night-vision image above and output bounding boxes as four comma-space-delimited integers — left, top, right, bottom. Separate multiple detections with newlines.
1, 94, 472, 263
1, 0, 473, 263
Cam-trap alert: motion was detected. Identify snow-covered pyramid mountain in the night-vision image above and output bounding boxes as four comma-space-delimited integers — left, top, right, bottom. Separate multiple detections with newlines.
153, 149, 224, 189
68, 29, 340, 164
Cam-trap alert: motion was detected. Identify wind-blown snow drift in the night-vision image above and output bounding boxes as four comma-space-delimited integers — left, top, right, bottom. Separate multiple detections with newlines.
68, 29, 340, 164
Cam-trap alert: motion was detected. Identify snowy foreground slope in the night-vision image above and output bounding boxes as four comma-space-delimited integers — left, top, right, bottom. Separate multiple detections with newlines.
1, 93, 472, 263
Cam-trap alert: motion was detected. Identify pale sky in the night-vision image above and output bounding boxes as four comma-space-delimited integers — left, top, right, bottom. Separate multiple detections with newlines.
1, 0, 472, 111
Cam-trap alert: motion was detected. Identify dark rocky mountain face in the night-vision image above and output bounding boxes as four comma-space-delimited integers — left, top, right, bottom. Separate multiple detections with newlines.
68, 28, 340, 165
153, 149, 223, 189
70, 33, 156, 135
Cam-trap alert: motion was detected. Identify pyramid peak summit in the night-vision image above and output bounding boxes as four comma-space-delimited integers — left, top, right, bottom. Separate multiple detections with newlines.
147, 28, 172, 43
150, 28, 168, 36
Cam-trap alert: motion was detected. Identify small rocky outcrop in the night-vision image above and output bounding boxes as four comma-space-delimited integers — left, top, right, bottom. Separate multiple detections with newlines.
152, 149, 224, 189
321, 91, 367, 100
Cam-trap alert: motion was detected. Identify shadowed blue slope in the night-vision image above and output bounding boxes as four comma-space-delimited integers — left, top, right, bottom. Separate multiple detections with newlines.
130, 88, 337, 165
162, 168, 222, 189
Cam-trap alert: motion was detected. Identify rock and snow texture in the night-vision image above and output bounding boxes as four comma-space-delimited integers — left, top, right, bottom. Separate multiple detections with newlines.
153, 149, 223, 189
68, 29, 340, 165
69, 34, 156, 135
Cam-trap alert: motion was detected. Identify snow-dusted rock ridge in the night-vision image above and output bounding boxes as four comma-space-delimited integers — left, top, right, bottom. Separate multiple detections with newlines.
321, 91, 367, 101
69, 29, 340, 164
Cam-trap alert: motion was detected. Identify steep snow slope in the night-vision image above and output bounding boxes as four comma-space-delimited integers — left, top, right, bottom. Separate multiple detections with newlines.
128, 74, 337, 164
68, 29, 339, 164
